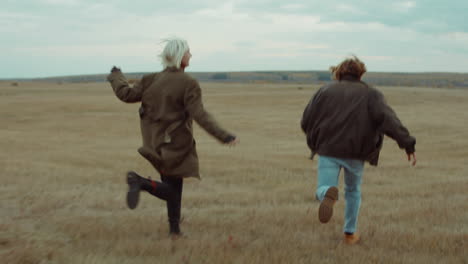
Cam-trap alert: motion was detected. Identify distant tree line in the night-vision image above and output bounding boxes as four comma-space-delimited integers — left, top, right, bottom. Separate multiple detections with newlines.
212, 73, 229, 80
9, 71, 468, 89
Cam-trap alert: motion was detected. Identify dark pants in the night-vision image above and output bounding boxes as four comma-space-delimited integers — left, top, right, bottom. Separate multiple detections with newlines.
160, 175, 183, 233
139, 173, 184, 233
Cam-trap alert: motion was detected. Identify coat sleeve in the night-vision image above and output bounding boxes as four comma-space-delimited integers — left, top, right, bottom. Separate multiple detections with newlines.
184, 79, 234, 143
107, 71, 146, 103
368, 88, 416, 154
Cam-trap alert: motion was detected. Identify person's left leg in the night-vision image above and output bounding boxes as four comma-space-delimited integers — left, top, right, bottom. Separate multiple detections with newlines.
126, 171, 175, 209
316, 156, 341, 223
341, 159, 364, 236
316, 156, 341, 201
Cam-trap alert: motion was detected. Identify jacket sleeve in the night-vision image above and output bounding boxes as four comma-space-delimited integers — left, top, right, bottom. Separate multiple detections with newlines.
107, 71, 145, 103
368, 88, 416, 153
301, 98, 313, 133
184, 79, 234, 143
301, 88, 321, 133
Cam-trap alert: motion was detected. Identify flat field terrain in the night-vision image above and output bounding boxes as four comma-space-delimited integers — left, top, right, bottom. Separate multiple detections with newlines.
1, 81, 467, 263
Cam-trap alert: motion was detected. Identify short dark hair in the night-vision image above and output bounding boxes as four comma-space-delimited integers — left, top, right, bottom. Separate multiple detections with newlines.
330, 56, 367, 80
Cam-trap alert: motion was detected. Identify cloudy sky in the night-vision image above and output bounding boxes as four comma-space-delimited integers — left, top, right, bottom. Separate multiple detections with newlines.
1, 0, 467, 78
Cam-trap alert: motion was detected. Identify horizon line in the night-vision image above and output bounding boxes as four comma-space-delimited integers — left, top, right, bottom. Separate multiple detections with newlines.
2, 70, 468, 80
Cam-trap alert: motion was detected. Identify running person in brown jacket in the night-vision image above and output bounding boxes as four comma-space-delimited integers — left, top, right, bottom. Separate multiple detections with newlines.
107, 38, 238, 237
301, 56, 416, 244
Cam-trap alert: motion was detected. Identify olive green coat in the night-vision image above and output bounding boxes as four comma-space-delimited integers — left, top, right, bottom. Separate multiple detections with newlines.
108, 67, 233, 178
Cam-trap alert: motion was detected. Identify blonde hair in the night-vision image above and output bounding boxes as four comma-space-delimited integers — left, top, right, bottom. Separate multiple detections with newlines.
159, 37, 189, 69
330, 55, 367, 80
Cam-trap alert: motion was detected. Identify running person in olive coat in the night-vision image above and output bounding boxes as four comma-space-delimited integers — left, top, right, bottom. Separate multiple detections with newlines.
107, 38, 238, 236
301, 56, 416, 244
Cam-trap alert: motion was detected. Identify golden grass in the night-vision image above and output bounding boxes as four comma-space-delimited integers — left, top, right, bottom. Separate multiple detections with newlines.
1, 80, 467, 263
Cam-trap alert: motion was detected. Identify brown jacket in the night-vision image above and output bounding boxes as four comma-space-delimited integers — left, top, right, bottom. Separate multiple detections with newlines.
301, 75, 415, 166
108, 67, 234, 178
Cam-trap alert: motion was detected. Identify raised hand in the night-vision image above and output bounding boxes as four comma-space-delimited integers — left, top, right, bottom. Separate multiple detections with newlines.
110, 66, 121, 73
407, 152, 417, 166
225, 137, 239, 147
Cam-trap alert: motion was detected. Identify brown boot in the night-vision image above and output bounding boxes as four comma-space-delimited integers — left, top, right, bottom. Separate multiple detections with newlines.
318, 186, 338, 223
344, 233, 360, 245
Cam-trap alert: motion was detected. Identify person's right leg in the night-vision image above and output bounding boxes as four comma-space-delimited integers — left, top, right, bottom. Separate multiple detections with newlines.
161, 175, 183, 235
316, 156, 341, 223
341, 159, 364, 244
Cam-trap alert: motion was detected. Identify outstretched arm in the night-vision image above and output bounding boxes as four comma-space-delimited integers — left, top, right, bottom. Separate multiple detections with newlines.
368, 88, 416, 164
107, 66, 143, 103
184, 79, 236, 144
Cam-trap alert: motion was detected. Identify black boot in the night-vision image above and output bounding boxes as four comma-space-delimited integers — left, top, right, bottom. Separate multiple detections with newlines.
169, 222, 181, 235
126, 171, 175, 209
126, 171, 142, 209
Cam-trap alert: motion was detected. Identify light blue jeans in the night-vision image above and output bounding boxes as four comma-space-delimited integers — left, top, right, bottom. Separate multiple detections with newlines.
315, 155, 364, 234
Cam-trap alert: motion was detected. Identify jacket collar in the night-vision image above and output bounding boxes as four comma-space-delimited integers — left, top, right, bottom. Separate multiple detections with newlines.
340, 74, 361, 82
164, 66, 184, 73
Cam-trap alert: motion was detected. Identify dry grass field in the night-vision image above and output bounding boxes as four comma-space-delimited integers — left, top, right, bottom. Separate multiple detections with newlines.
1, 80, 467, 264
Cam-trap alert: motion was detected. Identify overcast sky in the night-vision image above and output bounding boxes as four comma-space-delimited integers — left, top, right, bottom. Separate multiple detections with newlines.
1, 0, 468, 78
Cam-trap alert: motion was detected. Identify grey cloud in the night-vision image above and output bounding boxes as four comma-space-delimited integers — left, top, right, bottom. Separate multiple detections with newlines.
7, 1, 467, 33
1, 0, 468, 77
232, 0, 467, 33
